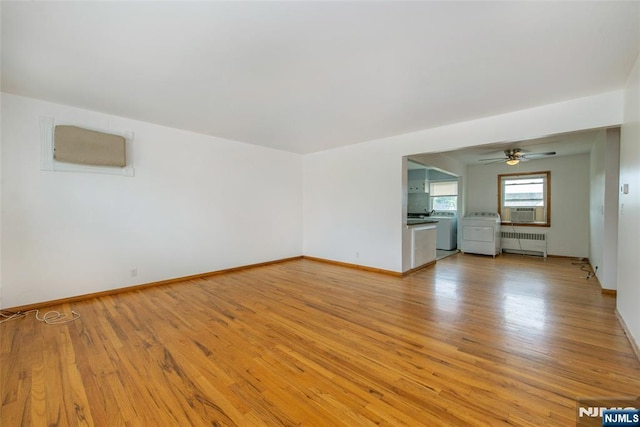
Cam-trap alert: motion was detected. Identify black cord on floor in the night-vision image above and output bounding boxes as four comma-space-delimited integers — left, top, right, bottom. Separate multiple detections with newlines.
572, 259, 596, 279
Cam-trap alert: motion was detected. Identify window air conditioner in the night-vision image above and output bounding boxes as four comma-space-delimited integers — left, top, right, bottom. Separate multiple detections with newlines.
511, 207, 535, 223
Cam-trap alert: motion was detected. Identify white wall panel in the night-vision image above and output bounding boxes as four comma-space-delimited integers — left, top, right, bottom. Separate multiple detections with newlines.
303, 92, 623, 272
1, 94, 303, 308
618, 55, 640, 352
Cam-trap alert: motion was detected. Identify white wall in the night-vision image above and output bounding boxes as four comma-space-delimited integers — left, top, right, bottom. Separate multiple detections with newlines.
303, 145, 403, 271
603, 130, 621, 288
589, 128, 620, 290
303, 91, 624, 272
1, 89, 630, 306
1, 94, 303, 308
0, 93, 2, 307
589, 130, 606, 272
618, 54, 640, 350
466, 153, 591, 257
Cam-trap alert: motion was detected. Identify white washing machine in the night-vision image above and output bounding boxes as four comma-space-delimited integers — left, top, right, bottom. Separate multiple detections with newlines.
461, 212, 501, 257
430, 211, 458, 250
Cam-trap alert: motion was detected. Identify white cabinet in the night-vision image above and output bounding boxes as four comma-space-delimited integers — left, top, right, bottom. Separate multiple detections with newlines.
408, 168, 429, 194
408, 179, 428, 193
410, 225, 437, 268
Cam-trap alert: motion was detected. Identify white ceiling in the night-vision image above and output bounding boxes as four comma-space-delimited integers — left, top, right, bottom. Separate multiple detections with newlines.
433, 129, 601, 166
2, 2, 638, 154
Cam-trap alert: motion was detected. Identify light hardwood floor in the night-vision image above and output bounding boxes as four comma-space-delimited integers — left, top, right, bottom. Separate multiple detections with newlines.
2, 254, 639, 426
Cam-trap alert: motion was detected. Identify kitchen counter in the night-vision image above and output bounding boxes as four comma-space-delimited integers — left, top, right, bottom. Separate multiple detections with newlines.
406, 219, 439, 226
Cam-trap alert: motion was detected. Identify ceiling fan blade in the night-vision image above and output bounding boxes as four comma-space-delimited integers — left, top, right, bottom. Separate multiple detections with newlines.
478, 157, 507, 162
521, 151, 556, 158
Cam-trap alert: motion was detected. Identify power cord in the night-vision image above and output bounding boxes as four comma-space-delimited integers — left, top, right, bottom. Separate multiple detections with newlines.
0, 309, 80, 325
572, 258, 596, 279
511, 222, 524, 254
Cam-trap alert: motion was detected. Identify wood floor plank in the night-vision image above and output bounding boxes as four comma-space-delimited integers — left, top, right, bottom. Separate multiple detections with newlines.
2, 254, 639, 426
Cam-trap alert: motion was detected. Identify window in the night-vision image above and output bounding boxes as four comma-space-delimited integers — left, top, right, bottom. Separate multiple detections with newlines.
498, 171, 550, 226
430, 181, 458, 211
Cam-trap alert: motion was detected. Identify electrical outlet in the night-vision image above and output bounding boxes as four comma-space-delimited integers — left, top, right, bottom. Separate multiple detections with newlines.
130, 268, 138, 278
355, 251, 360, 259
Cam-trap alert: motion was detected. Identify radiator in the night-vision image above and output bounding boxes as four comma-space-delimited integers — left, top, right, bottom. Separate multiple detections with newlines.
501, 231, 548, 257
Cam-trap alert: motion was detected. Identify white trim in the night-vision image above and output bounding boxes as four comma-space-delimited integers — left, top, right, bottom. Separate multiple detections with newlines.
39, 117, 135, 177
616, 309, 640, 363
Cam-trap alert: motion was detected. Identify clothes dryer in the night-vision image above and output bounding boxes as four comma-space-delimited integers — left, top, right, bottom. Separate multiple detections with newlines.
461, 212, 501, 257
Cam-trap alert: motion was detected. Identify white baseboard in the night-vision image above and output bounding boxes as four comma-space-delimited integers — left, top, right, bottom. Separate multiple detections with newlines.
616, 309, 640, 363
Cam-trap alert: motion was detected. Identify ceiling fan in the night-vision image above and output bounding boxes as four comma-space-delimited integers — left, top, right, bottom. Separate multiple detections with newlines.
479, 148, 556, 166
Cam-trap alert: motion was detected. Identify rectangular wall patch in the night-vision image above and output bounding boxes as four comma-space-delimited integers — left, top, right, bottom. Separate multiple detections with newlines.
54, 125, 126, 167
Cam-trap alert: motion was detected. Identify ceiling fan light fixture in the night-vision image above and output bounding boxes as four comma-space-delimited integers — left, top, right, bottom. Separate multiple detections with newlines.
477, 148, 556, 165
